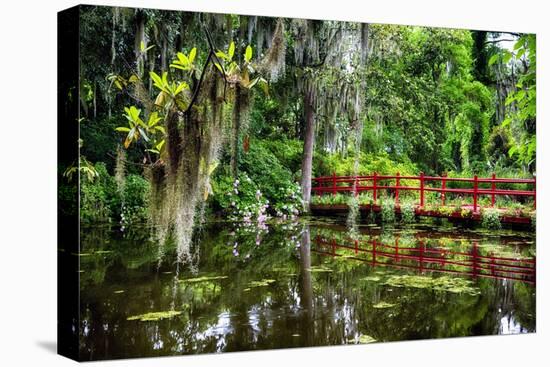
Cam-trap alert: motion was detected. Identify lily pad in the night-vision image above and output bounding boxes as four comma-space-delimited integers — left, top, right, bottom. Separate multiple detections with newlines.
382, 275, 480, 296
306, 266, 333, 273
248, 279, 276, 287
127, 310, 182, 321
178, 275, 228, 283
358, 335, 377, 344
361, 276, 381, 282
372, 301, 396, 309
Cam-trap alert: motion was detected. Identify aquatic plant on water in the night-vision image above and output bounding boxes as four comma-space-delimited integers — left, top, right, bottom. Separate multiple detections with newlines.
127, 311, 182, 322
382, 275, 481, 296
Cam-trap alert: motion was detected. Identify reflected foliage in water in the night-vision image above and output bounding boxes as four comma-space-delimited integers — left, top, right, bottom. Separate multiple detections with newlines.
79, 220, 536, 360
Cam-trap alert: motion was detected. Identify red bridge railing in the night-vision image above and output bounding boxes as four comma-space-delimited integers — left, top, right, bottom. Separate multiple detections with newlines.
313, 235, 536, 284
312, 172, 536, 212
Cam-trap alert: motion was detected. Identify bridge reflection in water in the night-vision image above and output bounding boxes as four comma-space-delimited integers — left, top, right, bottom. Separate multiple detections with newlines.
312, 234, 535, 285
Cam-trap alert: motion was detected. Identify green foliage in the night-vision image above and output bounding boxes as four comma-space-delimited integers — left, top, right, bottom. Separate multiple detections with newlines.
238, 139, 303, 212
437, 206, 456, 216
77, 9, 536, 229
380, 199, 396, 224
80, 162, 117, 223
505, 34, 536, 170
212, 173, 269, 222
116, 106, 165, 151
481, 208, 501, 230
121, 174, 150, 225
319, 151, 417, 177
63, 156, 99, 182
272, 184, 303, 217
400, 201, 416, 223
311, 193, 347, 206
461, 207, 473, 218
80, 162, 150, 224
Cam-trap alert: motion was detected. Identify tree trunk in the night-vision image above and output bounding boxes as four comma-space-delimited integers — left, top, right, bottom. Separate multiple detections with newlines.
230, 85, 243, 178
300, 86, 316, 210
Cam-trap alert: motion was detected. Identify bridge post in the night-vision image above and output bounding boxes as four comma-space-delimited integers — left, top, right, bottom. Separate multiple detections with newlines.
419, 172, 425, 207
491, 172, 496, 207
373, 172, 378, 204
332, 172, 336, 196
441, 173, 446, 206
473, 175, 478, 213
395, 172, 400, 206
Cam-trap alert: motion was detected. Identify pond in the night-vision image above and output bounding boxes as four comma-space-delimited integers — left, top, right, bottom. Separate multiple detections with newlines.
78, 218, 536, 360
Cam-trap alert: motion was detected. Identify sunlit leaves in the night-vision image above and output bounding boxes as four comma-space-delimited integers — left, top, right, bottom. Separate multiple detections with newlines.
503, 34, 536, 168
170, 48, 197, 75
107, 73, 127, 90
244, 45, 253, 63
488, 54, 498, 67
188, 47, 197, 64
150, 71, 189, 99
150, 71, 167, 92
213, 43, 267, 94
139, 41, 155, 53
117, 106, 165, 151
63, 156, 99, 182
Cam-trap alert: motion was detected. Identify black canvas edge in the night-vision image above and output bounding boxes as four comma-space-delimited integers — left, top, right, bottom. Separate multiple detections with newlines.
58, 4, 81, 362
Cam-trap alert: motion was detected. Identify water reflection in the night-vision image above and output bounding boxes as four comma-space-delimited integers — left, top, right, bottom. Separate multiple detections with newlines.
79, 220, 536, 360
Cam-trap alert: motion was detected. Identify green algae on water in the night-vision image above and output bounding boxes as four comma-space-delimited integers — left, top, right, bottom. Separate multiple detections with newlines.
306, 265, 333, 273
248, 279, 276, 288
383, 275, 481, 296
127, 311, 182, 321
358, 335, 377, 344
372, 301, 396, 309
361, 276, 381, 282
178, 275, 228, 283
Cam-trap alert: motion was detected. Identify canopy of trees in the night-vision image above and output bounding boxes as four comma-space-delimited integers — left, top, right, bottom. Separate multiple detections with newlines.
67, 5, 536, 251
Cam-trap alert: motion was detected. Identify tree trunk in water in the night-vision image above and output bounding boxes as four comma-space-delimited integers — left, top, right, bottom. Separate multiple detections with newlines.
298, 225, 313, 344
300, 87, 316, 210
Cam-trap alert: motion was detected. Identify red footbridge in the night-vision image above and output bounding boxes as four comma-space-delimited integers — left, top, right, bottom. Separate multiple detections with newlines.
311, 172, 536, 226
312, 234, 536, 284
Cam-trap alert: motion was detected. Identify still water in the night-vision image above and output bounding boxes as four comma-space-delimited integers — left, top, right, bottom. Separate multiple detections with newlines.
79, 219, 536, 360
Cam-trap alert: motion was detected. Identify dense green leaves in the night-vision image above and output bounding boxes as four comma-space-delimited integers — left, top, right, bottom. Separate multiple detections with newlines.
76, 8, 536, 225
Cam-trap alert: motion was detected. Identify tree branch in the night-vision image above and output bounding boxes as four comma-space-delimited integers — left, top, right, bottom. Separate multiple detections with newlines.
485, 39, 516, 45
183, 21, 228, 118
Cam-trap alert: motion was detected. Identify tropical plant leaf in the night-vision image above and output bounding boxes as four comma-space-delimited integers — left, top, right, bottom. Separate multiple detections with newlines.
188, 47, 197, 64
244, 45, 252, 62
228, 41, 235, 60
